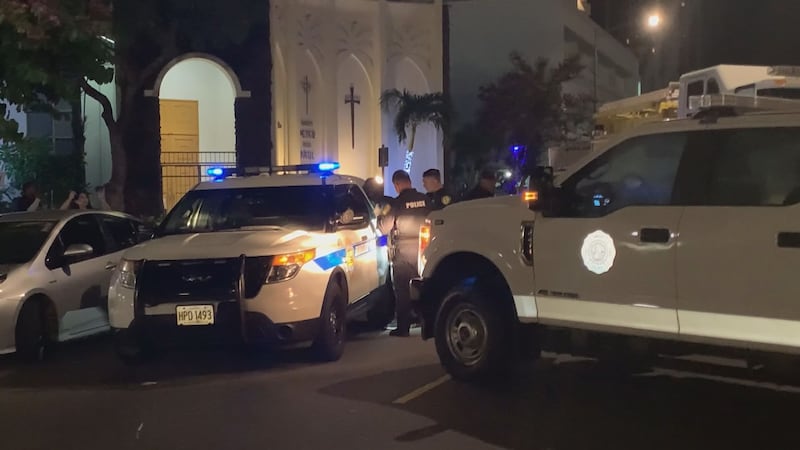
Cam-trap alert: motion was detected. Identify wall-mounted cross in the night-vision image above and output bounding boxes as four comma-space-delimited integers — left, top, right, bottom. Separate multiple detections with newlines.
301, 76, 312, 115
344, 84, 360, 149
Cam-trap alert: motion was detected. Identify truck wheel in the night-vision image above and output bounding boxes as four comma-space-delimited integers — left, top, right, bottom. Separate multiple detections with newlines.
366, 281, 395, 330
435, 286, 515, 382
312, 281, 347, 362
15, 300, 52, 363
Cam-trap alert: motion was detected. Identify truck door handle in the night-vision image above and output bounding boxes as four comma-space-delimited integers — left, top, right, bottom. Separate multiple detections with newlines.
105, 262, 117, 271
777, 232, 800, 248
640, 228, 671, 244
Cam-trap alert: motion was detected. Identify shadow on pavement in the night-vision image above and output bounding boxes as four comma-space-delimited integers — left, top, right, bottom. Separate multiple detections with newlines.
0, 335, 338, 390
321, 357, 800, 450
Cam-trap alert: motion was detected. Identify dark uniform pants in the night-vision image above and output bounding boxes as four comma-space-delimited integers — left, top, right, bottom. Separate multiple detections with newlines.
391, 256, 418, 334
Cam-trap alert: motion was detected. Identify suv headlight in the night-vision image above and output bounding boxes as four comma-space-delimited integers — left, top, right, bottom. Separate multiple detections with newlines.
116, 259, 142, 289
267, 250, 316, 284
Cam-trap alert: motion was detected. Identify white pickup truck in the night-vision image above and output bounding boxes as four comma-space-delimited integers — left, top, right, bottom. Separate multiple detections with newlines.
411, 106, 800, 382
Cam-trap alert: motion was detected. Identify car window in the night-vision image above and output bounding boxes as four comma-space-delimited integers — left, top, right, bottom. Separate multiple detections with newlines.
159, 186, 335, 235
334, 185, 372, 222
54, 215, 106, 259
100, 215, 139, 252
0, 221, 57, 265
560, 132, 688, 217
706, 127, 800, 206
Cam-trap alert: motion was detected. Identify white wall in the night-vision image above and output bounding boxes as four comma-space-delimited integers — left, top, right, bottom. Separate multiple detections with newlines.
82, 74, 116, 189
159, 58, 237, 154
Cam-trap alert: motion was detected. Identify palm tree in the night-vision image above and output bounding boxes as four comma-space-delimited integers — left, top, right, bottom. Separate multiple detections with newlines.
380, 89, 448, 171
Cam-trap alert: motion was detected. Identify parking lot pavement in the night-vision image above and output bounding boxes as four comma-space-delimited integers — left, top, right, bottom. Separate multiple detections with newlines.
2, 331, 800, 450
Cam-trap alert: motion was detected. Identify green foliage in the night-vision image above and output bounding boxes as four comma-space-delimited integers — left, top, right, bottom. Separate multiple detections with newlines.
380, 89, 448, 152
0, 0, 113, 142
476, 52, 587, 170
0, 138, 86, 207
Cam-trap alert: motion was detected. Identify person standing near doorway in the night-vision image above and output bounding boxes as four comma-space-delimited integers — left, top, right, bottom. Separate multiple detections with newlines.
12, 181, 41, 212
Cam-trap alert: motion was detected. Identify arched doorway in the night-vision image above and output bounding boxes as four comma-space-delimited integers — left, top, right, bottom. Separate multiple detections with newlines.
155, 54, 241, 210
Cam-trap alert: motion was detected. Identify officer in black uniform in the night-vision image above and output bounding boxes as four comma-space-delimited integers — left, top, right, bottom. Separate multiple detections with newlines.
422, 168, 454, 211
363, 177, 393, 216
378, 170, 431, 337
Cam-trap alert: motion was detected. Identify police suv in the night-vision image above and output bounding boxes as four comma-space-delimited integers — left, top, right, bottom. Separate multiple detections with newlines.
411, 95, 800, 381
108, 163, 393, 363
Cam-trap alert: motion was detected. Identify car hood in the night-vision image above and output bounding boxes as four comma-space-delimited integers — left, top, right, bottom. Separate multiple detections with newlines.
123, 229, 323, 261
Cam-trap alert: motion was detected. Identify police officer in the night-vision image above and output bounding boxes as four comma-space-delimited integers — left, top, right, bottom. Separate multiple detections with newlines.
463, 169, 497, 201
378, 170, 431, 337
422, 168, 454, 211
363, 176, 393, 216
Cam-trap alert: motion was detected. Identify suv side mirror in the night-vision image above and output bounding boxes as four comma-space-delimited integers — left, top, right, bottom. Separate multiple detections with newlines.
63, 243, 94, 263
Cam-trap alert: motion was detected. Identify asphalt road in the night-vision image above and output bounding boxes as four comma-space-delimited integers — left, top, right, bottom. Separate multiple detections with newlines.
1, 328, 800, 450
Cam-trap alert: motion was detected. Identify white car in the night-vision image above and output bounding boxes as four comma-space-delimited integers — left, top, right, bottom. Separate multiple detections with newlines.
412, 104, 800, 381
108, 163, 393, 363
0, 210, 145, 361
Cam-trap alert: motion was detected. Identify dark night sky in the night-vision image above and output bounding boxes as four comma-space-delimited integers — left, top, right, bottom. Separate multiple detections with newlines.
591, 0, 800, 71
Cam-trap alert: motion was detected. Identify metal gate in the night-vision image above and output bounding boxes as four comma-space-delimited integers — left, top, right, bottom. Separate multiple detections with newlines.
161, 151, 237, 211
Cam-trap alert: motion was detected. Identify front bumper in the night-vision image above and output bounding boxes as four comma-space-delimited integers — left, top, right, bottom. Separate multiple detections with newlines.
120, 304, 320, 347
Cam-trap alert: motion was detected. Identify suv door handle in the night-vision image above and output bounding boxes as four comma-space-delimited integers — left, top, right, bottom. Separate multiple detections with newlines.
640, 228, 671, 244
104, 262, 117, 271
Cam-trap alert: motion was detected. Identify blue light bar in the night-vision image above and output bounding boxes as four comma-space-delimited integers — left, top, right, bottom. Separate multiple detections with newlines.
207, 167, 224, 177
317, 162, 340, 172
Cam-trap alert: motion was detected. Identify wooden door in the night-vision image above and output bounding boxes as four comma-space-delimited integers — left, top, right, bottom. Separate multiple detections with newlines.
160, 99, 200, 211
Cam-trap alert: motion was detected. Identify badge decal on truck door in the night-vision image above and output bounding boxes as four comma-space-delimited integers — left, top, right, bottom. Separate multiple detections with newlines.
581, 230, 616, 275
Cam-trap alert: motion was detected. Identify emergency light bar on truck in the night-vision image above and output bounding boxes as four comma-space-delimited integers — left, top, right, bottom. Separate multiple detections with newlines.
206, 162, 341, 180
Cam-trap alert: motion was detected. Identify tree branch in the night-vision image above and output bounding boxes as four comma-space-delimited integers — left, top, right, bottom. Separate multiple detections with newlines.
80, 78, 116, 133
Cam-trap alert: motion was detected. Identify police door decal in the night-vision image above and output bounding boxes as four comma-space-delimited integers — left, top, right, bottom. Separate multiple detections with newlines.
580, 230, 617, 275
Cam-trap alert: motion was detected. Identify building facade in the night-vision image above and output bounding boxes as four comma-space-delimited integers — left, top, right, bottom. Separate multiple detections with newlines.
448, 0, 640, 128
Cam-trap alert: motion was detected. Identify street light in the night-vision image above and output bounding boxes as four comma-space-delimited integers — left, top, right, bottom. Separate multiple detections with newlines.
592, 11, 664, 111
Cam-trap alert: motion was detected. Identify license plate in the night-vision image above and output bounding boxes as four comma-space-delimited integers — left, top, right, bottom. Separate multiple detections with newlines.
176, 305, 215, 326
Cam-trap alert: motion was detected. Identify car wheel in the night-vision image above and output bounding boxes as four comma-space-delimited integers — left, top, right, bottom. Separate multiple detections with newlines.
365, 281, 395, 331
434, 286, 516, 382
15, 300, 52, 363
312, 281, 347, 362
114, 329, 154, 366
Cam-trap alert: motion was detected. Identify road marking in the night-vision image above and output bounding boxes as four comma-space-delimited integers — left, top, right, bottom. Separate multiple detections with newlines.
135, 422, 144, 440
392, 375, 451, 405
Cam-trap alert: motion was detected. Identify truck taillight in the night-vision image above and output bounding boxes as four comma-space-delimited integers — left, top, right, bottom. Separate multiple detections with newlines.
419, 222, 431, 255
418, 221, 432, 275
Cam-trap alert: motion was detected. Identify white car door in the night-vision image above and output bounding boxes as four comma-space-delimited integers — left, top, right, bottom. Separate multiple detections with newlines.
45, 214, 116, 341
334, 184, 380, 302
534, 130, 691, 336
676, 121, 800, 350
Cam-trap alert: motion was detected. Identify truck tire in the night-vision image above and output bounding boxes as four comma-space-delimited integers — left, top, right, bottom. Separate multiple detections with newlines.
434, 286, 516, 382
312, 281, 347, 362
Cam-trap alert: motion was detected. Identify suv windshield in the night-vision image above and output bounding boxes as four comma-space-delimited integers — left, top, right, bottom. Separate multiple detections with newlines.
159, 185, 335, 235
0, 220, 56, 265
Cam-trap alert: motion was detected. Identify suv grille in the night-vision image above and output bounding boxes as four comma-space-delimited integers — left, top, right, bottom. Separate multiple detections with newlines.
138, 257, 272, 307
